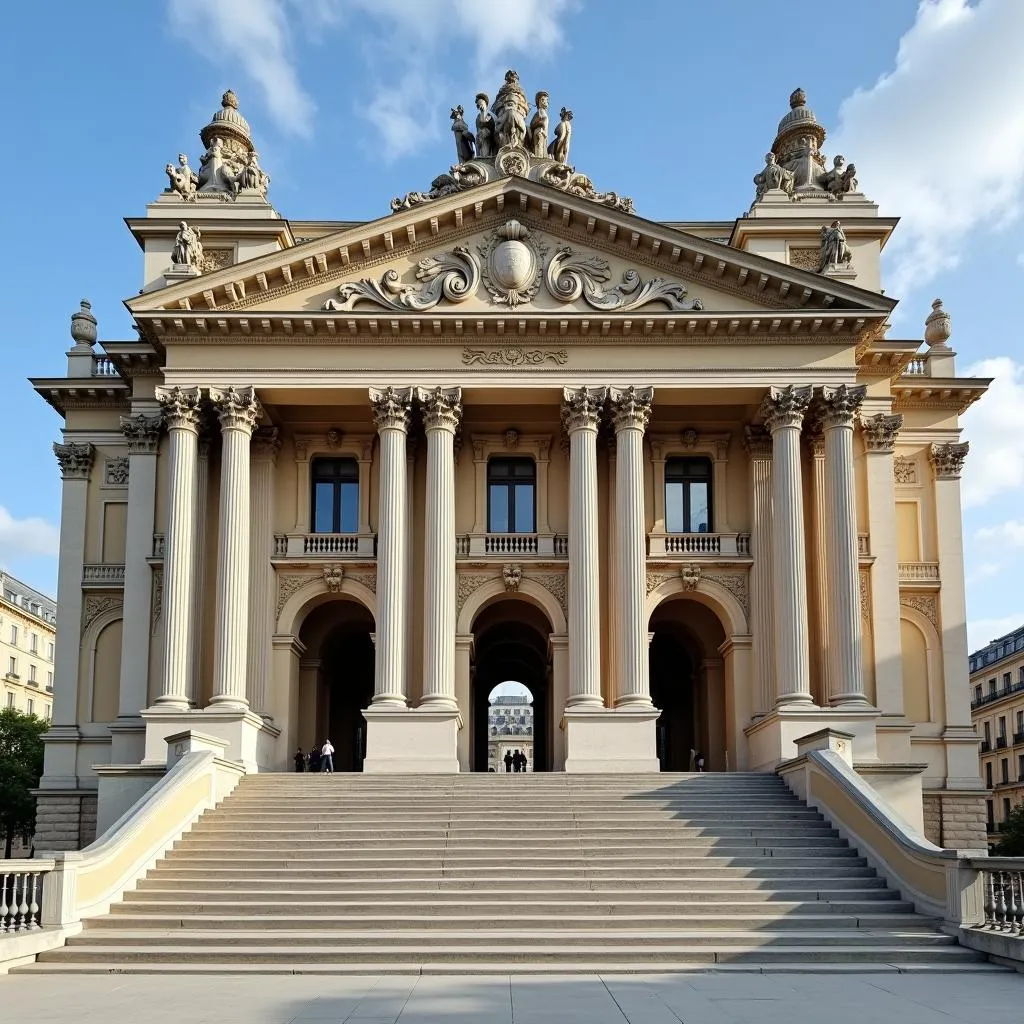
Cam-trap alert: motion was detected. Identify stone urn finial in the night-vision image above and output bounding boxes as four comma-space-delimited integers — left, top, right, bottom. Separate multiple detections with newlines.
789, 87, 806, 109
70, 299, 97, 350
924, 297, 952, 347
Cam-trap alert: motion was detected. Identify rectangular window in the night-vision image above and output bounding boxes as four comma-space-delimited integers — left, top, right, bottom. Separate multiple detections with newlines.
1004, 797, 1012, 821
487, 458, 536, 534
5, 692, 13, 708
665, 457, 712, 533
9, 625, 17, 646
47, 671, 53, 688
987, 799, 995, 827
44, 705, 51, 721
30, 633, 38, 655
1002, 758, 1010, 785
7, 656, 15, 677
989, 678, 997, 695
986, 762, 993, 787
1017, 710, 1024, 732
47, 642, 54, 662
984, 721, 991, 743
975, 685, 983, 703
999, 716, 1007, 738
26, 699, 34, 716
1019, 754, 1024, 781
310, 458, 359, 534
28, 665, 36, 682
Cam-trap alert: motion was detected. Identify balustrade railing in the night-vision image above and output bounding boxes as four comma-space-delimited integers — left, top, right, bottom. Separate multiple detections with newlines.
1, 864, 51, 933
665, 533, 720, 555
273, 534, 288, 557
484, 533, 538, 555
904, 357, 928, 376
553, 535, 568, 557
649, 532, 750, 558
82, 564, 126, 586
898, 561, 940, 583
857, 533, 870, 557
303, 534, 360, 556
981, 864, 1024, 936
91, 355, 119, 377
152, 533, 165, 558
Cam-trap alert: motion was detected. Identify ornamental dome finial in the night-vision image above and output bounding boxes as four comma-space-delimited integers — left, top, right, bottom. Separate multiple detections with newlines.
924, 298, 952, 347
790, 87, 806, 109
70, 299, 97, 350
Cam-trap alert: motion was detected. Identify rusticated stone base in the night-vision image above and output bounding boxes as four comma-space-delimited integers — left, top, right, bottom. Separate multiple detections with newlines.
922, 792, 942, 846
923, 790, 988, 850
32, 790, 97, 852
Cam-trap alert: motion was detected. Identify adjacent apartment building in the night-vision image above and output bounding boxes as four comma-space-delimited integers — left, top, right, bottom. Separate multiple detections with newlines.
0, 570, 56, 721
969, 625, 1024, 840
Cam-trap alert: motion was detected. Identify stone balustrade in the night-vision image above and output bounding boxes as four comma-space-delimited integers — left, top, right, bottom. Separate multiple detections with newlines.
152, 533, 165, 558
898, 561, 940, 584
271, 533, 376, 558
82, 563, 126, 587
979, 862, 1024, 935
1, 864, 52, 932
457, 533, 568, 558
91, 355, 119, 377
648, 532, 751, 558
904, 357, 928, 376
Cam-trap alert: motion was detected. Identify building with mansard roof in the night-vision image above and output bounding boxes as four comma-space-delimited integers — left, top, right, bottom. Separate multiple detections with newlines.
31, 81, 989, 851
1, 570, 56, 722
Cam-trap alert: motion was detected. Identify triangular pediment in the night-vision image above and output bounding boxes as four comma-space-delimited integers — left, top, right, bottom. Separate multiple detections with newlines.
128, 177, 894, 343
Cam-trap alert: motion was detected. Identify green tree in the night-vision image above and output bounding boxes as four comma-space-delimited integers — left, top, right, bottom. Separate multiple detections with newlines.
994, 802, 1024, 857
0, 707, 47, 858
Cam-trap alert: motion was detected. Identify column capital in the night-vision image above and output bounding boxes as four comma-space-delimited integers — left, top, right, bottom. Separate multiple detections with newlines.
815, 384, 867, 429
370, 386, 413, 432
155, 385, 202, 432
609, 385, 654, 432
561, 385, 607, 433
759, 385, 812, 432
251, 426, 282, 461
416, 385, 463, 433
53, 441, 94, 480
860, 412, 904, 453
929, 440, 969, 480
120, 413, 162, 454
210, 385, 261, 435
804, 421, 826, 458
742, 423, 772, 459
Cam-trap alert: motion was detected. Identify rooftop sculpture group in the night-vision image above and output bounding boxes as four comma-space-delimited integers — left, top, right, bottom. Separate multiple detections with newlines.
392, 70, 632, 215
163, 90, 271, 203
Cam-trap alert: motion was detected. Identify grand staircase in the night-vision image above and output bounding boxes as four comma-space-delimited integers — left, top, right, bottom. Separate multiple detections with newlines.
22, 773, 995, 973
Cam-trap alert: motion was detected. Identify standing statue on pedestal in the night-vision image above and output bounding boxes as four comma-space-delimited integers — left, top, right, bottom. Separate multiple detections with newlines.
474, 93, 496, 158
527, 92, 550, 159
165, 153, 199, 202
822, 155, 858, 199
753, 152, 795, 200
818, 220, 852, 273
172, 221, 204, 270
493, 70, 529, 149
198, 136, 232, 193
548, 107, 573, 164
450, 105, 476, 163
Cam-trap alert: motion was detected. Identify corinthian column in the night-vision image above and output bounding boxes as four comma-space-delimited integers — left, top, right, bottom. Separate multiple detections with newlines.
743, 425, 774, 716
610, 386, 655, 708
818, 384, 868, 706
247, 427, 280, 717
561, 386, 607, 707
153, 386, 202, 708
370, 387, 413, 706
417, 386, 462, 709
115, 414, 161, 736
209, 386, 260, 709
806, 424, 833, 706
759, 385, 814, 708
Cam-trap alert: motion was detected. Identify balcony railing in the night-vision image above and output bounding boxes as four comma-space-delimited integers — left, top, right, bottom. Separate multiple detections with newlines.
648, 532, 751, 558
3, 673, 19, 682
904, 357, 928, 376
272, 533, 376, 559
91, 355, 119, 377
1014, 732, 1024, 745
898, 561, 940, 584
456, 534, 568, 558
82, 564, 126, 587
997, 736, 1008, 749
972, 681, 1024, 709
981, 740, 992, 753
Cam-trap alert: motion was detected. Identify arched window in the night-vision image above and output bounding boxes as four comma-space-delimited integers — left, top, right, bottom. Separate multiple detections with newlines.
311, 457, 359, 533
488, 457, 536, 533
665, 457, 712, 533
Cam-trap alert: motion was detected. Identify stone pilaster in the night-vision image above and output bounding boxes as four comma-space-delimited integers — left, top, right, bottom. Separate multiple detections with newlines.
209, 386, 260, 709
818, 384, 868, 706
153, 386, 202, 709
247, 427, 280, 718
112, 413, 162, 759
561, 386, 607, 708
609, 386, 654, 708
743, 425, 774, 716
417, 386, 462, 709
759, 385, 814, 708
861, 413, 906, 717
370, 387, 413, 705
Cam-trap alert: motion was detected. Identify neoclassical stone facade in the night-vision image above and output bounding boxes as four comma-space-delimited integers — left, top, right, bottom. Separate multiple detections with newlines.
32, 82, 990, 847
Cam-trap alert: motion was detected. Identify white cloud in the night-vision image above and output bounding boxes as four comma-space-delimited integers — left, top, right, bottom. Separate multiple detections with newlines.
975, 521, 1024, 546
0, 507, 59, 564
830, 0, 1024, 297
961, 356, 1024, 507
968, 614, 1024, 653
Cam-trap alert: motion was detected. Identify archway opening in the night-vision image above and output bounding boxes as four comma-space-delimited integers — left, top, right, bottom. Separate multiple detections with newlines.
297, 598, 375, 771
471, 599, 552, 772
486, 682, 535, 772
649, 597, 728, 772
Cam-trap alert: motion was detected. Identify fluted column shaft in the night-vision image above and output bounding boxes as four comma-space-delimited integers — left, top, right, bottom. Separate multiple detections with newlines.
760, 386, 814, 707
611, 386, 654, 708
418, 386, 462, 708
820, 385, 868, 706
210, 387, 260, 709
247, 428, 280, 717
370, 387, 413, 706
743, 426, 774, 716
807, 430, 833, 705
562, 387, 607, 707
154, 387, 202, 708
188, 438, 211, 706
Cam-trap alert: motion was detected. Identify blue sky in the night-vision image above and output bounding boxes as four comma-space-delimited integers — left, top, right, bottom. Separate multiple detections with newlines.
2, 0, 1023, 652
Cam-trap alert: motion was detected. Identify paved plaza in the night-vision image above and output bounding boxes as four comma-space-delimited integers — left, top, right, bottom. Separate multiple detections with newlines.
2, 970, 1022, 1023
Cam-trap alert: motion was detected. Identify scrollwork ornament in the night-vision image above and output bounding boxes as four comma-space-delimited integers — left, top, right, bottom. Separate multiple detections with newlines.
537, 164, 635, 213
561, 386, 607, 433
609, 385, 654, 432
462, 346, 567, 367
120, 413, 162, 453
104, 457, 130, 487
860, 413, 903, 453
759, 385, 812, 432
929, 441, 969, 480
210, 385, 261, 434
545, 246, 703, 312
369, 387, 413, 433
416, 386, 463, 433
53, 441, 94, 479
893, 455, 917, 484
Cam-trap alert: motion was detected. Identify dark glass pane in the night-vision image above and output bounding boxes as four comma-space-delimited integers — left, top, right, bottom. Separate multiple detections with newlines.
687, 482, 710, 533
313, 482, 335, 533
665, 482, 684, 533
513, 461, 535, 479
339, 482, 359, 533
513, 484, 535, 533
489, 461, 512, 480
489, 484, 509, 532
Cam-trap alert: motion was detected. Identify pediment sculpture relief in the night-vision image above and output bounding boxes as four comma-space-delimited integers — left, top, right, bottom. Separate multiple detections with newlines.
391, 70, 633, 215
323, 220, 702, 313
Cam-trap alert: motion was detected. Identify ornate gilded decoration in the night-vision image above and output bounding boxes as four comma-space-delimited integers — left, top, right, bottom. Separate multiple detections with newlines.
893, 455, 917, 485
104, 457, 130, 487
759, 385, 812, 432
860, 413, 903, 453
120, 413, 162, 454
324, 247, 480, 312
53, 442, 94, 479
462, 347, 567, 367
546, 247, 703, 312
478, 220, 547, 306
502, 564, 523, 592
369, 387, 413, 432
561, 386, 607, 433
929, 441, 969, 480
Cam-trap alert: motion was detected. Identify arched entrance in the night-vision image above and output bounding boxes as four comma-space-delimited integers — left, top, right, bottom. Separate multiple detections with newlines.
297, 599, 374, 771
649, 597, 728, 772
470, 600, 552, 772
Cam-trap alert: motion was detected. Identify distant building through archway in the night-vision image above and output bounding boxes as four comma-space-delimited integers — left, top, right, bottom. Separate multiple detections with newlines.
487, 681, 534, 772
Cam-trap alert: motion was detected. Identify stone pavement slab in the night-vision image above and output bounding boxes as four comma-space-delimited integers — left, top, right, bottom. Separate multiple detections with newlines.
1, 971, 1022, 1023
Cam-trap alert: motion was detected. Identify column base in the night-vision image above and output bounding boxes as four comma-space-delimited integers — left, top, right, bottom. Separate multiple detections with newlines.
142, 706, 281, 773
744, 706, 880, 771
362, 708, 462, 773
562, 708, 660, 773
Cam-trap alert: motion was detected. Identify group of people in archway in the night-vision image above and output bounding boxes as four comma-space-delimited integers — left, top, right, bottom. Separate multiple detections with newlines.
294, 740, 335, 773
500, 749, 529, 772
